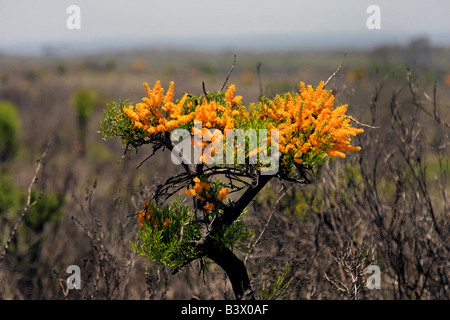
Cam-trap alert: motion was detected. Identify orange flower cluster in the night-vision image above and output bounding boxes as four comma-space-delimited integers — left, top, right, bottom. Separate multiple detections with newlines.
123, 82, 250, 163
254, 81, 364, 163
123, 80, 363, 166
190, 85, 249, 163
217, 187, 229, 201
184, 177, 229, 211
136, 200, 172, 228
123, 81, 192, 135
194, 84, 245, 131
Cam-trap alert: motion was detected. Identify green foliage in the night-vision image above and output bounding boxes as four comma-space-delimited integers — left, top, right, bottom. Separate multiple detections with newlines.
0, 100, 21, 162
130, 197, 254, 270
131, 199, 201, 269
209, 209, 254, 253
73, 88, 98, 123
0, 169, 63, 246
25, 190, 64, 232
257, 262, 297, 300
0, 169, 22, 216
99, 99, 146, 150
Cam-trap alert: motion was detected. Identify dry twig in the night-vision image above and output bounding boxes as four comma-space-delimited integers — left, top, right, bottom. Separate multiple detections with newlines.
324, 52, 347, 88
244, 184, 293, 265
339, 115, 380, 129
0, 140, 50, 264
219, 54, 237, 92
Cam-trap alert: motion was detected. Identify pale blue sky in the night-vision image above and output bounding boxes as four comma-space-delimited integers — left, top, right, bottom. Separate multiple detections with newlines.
1, 0, 449, 54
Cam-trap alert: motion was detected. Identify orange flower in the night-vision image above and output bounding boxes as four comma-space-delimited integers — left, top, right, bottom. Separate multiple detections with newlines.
147, 126, 157, 135
200, 182, 211, 191
203, 202, 214, 211
164, 81, 175, 104
217, 187, 228, 201
156, 124, 166, 132
123, 81, 186, 134
163, 218, 172, 227
225, 85, 236, 102
137, 210, 145, 227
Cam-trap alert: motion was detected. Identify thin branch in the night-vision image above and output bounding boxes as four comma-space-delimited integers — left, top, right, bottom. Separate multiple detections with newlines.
219, 54, 237, 92
136, 144, 162, 169
323, 273, 349, 294
117, 142, 132, 165
324, 52, 347, 88
338, 115, 380, 129
406, 67, 432, 117
171, 252, 206, 275
202, 81, 208, 97
0, 140, 50, 264
177, 219, 210, 247
244, 184, 293, 265
158, 133, 196, 174
202, 166, 257, 183
432, 81, 441, 124
153, 171, 195, 203
256, 62, 263, 99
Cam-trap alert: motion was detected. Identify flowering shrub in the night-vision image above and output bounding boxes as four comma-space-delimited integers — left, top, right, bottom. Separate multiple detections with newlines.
100, 78, 363, 299
101, 81, 362, 169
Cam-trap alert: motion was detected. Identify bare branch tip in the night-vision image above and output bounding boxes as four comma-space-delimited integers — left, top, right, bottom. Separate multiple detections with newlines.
219, 54, 237, 92
324, 52, 347, 88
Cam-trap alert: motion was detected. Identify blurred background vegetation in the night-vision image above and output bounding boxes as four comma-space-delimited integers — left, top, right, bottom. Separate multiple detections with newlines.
0, 37, 448, 299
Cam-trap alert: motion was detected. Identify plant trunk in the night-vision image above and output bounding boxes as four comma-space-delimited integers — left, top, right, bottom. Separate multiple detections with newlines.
204, 175, 272, 300
207, 244, 255, 300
